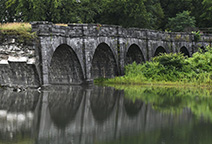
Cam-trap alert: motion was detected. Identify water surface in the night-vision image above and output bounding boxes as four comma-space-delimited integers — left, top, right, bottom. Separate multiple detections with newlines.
0, 85, 212, 144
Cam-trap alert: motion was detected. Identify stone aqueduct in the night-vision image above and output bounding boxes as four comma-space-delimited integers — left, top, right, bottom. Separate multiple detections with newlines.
1, 21, 212, 87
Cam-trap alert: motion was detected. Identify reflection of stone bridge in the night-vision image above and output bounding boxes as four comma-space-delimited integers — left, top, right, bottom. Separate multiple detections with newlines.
37, 86, 193, 144
0, 86, 194, 143
31, 22, 212, 85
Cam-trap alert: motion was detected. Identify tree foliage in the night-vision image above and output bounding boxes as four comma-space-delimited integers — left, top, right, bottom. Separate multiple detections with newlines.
201, 0, 212, 27
0, 0, 210, 30
166, 11, 196, 32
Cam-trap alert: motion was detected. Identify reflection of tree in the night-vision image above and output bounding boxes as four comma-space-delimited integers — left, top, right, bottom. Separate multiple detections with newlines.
97, 121, 212, 144
48, 87, 83, 129
109, 85, 212, 122
90, 87, 118, 123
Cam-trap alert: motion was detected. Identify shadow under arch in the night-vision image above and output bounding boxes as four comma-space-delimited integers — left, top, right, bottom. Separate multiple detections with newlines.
49, 44, 84, 84
48, 86, 84, 129
180, 46, 190, 57
91, 43, 118, 79
125, 44, 145, 65
154, 46, 167, 57
124, 98, 143, 117
90, 86, 118, 123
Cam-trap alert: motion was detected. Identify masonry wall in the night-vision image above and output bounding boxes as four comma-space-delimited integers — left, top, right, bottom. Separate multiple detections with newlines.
0, 34, 41, 87
1, 22, 212, 86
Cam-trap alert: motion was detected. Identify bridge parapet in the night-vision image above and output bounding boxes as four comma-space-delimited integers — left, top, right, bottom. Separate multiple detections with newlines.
200, 34, 212, 43
170, 32, 193, 42
119, 27, 147, 39
31, 21, 82, 37
79, 23, 118, 37
32, 22, 119, 38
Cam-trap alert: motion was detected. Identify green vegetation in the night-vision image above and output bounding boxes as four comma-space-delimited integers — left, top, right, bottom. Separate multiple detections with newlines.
166, 11, 196, 32
192, 30, 202, 42
0, 0, 211, 31
0, 23, 37, 44
96, 46, 212, 86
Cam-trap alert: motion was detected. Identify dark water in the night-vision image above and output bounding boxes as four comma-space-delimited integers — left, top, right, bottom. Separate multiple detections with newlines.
0, 85, 212, 144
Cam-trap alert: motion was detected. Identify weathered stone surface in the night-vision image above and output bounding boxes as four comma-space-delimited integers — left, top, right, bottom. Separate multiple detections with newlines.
1, 21, 212, 86
0, 34, 41, 87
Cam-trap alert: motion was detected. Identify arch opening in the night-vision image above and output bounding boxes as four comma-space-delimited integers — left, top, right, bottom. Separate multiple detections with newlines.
180, 46, 190, 57
49, 44, 84, 84
91, 43, 118, 79
125, 44, 145, 65
154, 46, 166, 57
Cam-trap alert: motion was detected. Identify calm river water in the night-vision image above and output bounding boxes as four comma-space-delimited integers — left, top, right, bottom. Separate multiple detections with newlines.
0, 85, 212, 144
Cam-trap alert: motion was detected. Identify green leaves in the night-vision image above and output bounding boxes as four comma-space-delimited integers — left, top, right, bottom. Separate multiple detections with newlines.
103, 46, 212, 85
0, 0, 210, 30
166, 11, 196, 32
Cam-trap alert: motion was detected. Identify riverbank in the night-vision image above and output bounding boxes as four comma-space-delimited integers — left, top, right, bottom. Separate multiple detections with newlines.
95, 46, 212, 88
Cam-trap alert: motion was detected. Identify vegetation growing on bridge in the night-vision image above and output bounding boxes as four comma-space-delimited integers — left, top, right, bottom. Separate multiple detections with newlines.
0, 23, 37, 44
97, 46, 212, 87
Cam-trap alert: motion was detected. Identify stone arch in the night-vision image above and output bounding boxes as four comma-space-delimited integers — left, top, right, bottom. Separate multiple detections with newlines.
154, 46, 167, 57
49, 44, 84, 84
91, 43, 118, 79
125, 44, 145, 65
180, 46, 190, 57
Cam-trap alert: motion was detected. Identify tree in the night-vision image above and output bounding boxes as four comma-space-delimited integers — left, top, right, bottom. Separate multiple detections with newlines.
97, 0, 150, 28
0, 0, 20, 23
144, 0, 164, 29
190, 0, 204, 28
166, 11, 196, 32
201, 0, 212, 27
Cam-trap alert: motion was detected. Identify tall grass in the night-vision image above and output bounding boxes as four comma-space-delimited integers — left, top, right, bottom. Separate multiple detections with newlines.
0, 22, 68, 31
96, 46, 212, 87
0, 23, 35, 43
0, 22, 31, 32
0, 22, 67, 43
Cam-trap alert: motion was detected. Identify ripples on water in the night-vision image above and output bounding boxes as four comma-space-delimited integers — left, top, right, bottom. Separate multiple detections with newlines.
0, 85, 212, 144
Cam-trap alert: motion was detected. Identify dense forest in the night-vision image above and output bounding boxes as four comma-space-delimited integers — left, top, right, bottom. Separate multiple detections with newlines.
0, 0, 212, 31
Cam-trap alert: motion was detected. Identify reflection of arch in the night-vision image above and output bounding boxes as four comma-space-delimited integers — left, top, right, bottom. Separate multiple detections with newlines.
125, 44, 145, 65
49, 44, 84, 84
48, 87, 83, 129
91, 43, 118, 78
154, 46, 166, 57
124, 98, 143, 117
90, 87, 117, 123
180, 46, 190, 57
